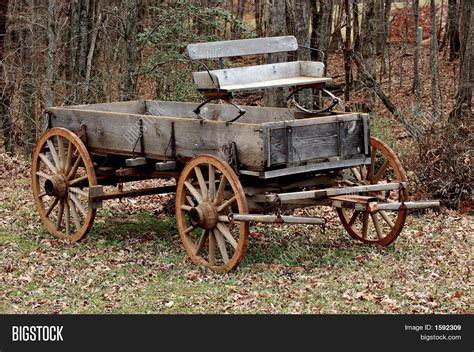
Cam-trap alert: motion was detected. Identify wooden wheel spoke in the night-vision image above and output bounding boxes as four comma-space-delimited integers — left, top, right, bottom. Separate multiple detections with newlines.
69, 187, 88, 197
216, 223, 238, 249
217, 195, 236, 213
39, 153, 58, 173
184, 181, 203, 204
56, 200, 64, 230
361, 165, 368, 180
367, 147, 377, 180
194, 230, 208, 255
217, 215, 230, 222
65, 202, 71, 237
70, 193, 87, 218
350, 167, 362, 181
214, 229, 229, 264
373, 159, 389, 184
67, 155, 82, 180
194, 166, 208, 200
214, 175, 227, 205
348, 211, 360, 227
45, 197, 59, 217
208, 231, 216, 266
65, 141, 73, 173
36, 171, 53, 181
184, 225, 194, 235
69, 175, 88, 186
68, 199, 81, 229
186, 196, 195, 207
361, 212, 369, 239
46, 140, 61, 170
371, 213, 383, 239
57, 136, 65, 172
208, 164, 216, 201
379, 210, 394, 228
180, 204, 192, 212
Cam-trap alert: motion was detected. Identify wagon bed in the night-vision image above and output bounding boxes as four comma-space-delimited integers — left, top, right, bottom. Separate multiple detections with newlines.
48, 100, 370, 179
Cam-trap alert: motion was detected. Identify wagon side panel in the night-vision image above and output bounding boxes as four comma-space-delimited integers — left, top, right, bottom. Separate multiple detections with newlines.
48, 108, 266, 171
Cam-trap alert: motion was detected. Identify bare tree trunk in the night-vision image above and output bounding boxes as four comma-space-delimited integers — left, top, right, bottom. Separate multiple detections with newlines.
430, 0, 441, 120
232, 0, 244, 39
44, 0, 56, 108
255, 0, 264, 37
343, 0, 352, 103
294, 0, 311, 106
21, 1, 36, 158
285, 0, 296, 61
451, 0, 473, 119
412, 0, 422, 114
353, 0, 360, 54
120, 0, 139, 101
0, 0, 13, 155
379, 0, 392, 76
360, 0, 376, 113
441, 0, 460, 60
311, 0, 333, 66
264, 0, 287, 107
399, 0, 409, 89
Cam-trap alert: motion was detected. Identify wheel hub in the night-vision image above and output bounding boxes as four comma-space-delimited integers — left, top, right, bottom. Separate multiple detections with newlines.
44, 174, 68, 198
189, 202, 218, 229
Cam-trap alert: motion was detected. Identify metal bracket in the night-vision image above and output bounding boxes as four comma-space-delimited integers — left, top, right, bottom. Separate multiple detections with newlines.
288, 87, 341, 115
193, 95, 246, 124
78, 123, 88, 145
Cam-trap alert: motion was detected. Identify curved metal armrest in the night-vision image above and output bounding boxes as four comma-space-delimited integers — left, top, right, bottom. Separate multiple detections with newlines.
297, 44, 325, 63
193, 98, 246, 124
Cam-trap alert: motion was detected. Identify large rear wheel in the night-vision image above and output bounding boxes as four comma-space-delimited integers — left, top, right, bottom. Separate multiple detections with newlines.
32, 128, 97, 241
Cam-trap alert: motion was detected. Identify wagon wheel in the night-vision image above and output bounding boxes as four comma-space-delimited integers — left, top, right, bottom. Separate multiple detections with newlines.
336, 137, 409, 246
176, 155, 249, 273
32, 127, 97, 241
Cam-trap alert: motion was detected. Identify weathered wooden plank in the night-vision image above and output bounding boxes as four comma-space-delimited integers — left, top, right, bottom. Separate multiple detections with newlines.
193, 61, 328, 90
259, 157, 371, 179
62, 100, 147, 114
187, 36, 298, 60
145, 100, 296, 124
48, 107, 266, 171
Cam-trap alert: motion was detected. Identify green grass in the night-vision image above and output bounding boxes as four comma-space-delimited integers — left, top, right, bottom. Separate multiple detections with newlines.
0, 157, 472, 314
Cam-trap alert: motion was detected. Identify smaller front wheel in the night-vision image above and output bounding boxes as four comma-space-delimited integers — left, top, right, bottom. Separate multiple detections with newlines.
176, 155, 249, 272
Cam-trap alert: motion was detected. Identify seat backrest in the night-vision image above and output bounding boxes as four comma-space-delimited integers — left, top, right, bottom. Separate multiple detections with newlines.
187, 36, 298, 60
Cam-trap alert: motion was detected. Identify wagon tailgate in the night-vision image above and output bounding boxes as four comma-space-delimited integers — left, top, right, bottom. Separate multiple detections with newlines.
266, 113, 369, 167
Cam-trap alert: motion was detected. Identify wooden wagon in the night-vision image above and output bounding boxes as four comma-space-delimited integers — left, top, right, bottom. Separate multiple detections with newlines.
31, 36, 439, 272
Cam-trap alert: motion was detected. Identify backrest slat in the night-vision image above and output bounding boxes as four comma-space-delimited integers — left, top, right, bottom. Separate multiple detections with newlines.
187, 36, 298, 60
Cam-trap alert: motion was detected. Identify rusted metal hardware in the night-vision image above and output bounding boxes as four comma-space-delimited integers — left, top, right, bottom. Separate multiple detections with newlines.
229, 213, 325, 225
77, 123, 88, 145
88, 184, 177, 209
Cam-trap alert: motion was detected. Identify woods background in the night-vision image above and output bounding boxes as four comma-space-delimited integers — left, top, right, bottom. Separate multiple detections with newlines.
0, 0, 472, 209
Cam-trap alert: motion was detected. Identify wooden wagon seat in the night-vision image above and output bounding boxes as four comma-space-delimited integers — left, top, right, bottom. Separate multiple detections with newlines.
187, 36, 332, 93
192, 61, 332, 92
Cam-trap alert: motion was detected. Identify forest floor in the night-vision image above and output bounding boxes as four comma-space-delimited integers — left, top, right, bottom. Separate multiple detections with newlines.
0, 152, 471, 314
